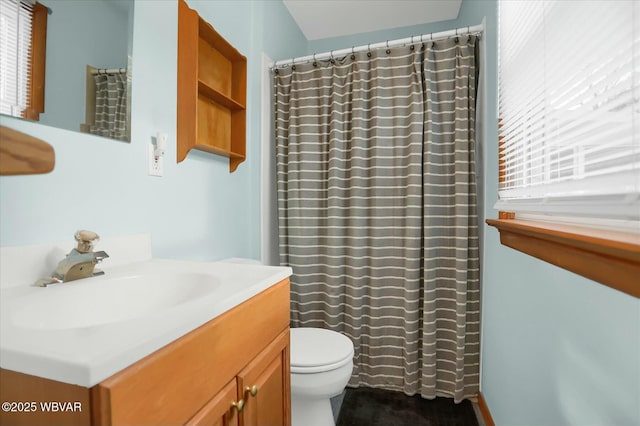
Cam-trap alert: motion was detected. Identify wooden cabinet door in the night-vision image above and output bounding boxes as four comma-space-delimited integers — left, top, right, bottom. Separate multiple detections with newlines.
185, 379, 240, 426
238, 329, 291, 426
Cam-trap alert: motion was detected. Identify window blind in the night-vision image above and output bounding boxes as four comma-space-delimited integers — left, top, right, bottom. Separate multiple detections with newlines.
497, 0, 640, 223
0, 0, 34, 118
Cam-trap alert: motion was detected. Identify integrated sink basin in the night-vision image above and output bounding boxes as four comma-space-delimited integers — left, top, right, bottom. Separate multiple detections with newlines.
0, 239, 292, 387
10, 270, 221, 330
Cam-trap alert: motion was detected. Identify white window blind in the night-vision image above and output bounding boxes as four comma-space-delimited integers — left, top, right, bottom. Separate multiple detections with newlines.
0, 0, 34, 118
497, 0, 640, 224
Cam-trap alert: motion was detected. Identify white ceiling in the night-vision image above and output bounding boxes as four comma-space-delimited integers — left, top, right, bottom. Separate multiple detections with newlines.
282, 0, 463, 41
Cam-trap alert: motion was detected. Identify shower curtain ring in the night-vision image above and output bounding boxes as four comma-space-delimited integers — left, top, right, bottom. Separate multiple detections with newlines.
386, 40, 390, 54
351, 46, 356, 60
367, 43, 371, 58
313, 53, 317, 67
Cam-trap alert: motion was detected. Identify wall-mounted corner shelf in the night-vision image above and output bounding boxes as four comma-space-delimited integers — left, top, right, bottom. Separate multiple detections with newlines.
177, 0, 247, 172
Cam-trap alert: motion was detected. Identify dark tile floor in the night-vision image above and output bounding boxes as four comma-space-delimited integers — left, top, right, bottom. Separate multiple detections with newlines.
335, 387, 479, 426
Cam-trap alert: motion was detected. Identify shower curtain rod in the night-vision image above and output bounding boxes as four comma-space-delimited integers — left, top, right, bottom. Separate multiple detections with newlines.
90, 68, 126, 75
271, 23, 483, 69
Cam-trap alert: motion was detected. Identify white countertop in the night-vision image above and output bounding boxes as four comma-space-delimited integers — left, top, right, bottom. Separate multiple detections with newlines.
0, 235, 291, 387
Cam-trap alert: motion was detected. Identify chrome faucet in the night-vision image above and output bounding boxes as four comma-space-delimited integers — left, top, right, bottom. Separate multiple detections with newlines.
35, 230, 109, 287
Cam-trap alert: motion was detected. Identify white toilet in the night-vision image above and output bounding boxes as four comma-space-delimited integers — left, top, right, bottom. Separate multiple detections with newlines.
290, 327, 354, 426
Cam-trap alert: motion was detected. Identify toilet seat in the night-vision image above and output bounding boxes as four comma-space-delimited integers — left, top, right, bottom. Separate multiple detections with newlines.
290, 328, 354, 374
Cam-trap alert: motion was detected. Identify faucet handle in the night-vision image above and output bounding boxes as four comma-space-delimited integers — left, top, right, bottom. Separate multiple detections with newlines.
74, 230, 99, 253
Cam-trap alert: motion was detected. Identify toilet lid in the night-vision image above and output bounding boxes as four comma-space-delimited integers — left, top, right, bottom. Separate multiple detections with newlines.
290, 328, 354, 373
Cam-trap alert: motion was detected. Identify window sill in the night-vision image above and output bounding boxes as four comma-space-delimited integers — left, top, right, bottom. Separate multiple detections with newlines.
486, 219, 640, 298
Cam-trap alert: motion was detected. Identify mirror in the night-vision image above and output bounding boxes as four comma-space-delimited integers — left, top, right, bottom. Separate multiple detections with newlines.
1, 0, 134, 143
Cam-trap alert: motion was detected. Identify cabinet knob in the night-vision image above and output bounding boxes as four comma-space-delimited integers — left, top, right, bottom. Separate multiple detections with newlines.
245, 385, 259, 397
231, 399, 245, 413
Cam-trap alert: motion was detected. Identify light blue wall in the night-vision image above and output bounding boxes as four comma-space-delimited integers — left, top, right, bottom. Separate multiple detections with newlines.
0, 0, 305, 263
482, 246, 640, 425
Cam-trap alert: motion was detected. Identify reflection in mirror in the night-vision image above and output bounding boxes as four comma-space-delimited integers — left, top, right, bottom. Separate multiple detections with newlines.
0, 0, 134, 143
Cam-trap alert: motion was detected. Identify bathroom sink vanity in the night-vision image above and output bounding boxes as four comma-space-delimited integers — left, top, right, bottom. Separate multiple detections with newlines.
0, 235, 292, 426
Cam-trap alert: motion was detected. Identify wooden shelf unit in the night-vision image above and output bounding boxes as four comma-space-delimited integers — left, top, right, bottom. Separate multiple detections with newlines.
177, 0, 247, 172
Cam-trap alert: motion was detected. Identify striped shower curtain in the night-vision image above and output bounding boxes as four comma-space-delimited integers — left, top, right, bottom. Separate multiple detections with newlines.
90, 72, 128, 141
274, 36, 480, 402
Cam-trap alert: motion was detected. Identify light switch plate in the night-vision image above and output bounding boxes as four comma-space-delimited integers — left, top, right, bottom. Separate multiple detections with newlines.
148, 144, 163, 177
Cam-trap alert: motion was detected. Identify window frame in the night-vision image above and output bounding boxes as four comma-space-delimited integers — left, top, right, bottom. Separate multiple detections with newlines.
0, 0, 47, 120
491, 1, 639, 298
490, 122, 639, 297
487, 217, 640, 298
24, 2, 47, 121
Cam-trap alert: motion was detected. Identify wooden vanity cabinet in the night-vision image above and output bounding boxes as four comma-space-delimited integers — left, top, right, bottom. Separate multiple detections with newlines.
93, 278, 291, 426
185, 378, 239, 426
0, 279, 291, 426
237, 330, 290, 426
186, 329, 290, 426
